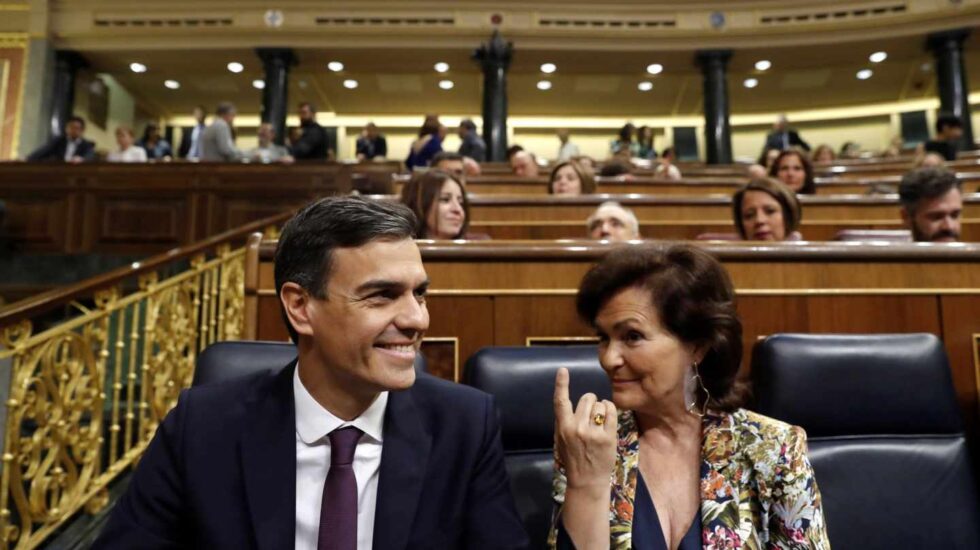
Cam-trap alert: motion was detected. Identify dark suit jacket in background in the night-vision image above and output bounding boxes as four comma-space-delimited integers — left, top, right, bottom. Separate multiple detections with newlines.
93, 364, 529, 550
26, 135, 96, 162
764, 130, 810, 152
356, 135, 388, 159
292, 120, 329, 160
178, 124, 205, 158
924, 139, 960, 161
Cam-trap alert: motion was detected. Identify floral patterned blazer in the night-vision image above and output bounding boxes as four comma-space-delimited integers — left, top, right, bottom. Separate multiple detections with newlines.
549, 408, 831, 549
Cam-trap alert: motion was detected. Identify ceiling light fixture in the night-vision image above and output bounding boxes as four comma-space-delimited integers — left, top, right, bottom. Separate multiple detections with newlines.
754, 60, 771, 71
164, 80, 180, 90
646, 63, 664, 75
541, 63, 557, 74
343, 79, 359, 89
227, 62, 244, 73
856, 69, 873, 80
869, 51, 888, 63
743, 78, 759, 89
438, 79, 454, 90
253, 79, 265, 89
130, 62, 147, 73
327, 61, 344, 72
536, 80, 552, 91
434, 62, 450, 73
637, 81, 653, 92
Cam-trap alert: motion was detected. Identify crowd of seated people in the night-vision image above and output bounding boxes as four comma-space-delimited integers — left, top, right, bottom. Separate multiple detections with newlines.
732, 178, 803, 242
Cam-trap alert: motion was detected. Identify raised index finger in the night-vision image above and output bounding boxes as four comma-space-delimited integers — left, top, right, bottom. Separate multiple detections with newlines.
553, 367, 573, 425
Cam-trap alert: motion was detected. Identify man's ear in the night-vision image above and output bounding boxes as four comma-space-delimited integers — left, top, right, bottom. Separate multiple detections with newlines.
280, 282, 315, 338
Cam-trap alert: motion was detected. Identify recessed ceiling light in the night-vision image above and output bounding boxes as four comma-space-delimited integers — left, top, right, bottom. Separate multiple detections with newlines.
343, 79, 359, 89
434, 62, 450, 73
540, 63, 557, 74
869, 51, 888, 63
536, 80, 552, 91
754, 60, 771, 71
227, 62, 244, 73
856, 69, 873, 80
438, 80, 454, 90
646, 63, 664, 75
164, 80, 180, 90
130, 62, 147, 73
327, 61, 344, 72
743, 78, 759, 89
637, 81, 653, 92
253, 79, 265, 89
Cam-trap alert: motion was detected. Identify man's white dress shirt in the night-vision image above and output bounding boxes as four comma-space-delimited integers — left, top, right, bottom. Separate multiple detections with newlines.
294, 366, 388, 550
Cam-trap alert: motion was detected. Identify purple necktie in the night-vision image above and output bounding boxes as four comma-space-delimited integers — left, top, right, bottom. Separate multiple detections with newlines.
318, 426, 363, 550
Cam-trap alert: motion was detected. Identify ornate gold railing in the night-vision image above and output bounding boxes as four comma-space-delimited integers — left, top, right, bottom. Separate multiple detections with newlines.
0, 213, 290, 549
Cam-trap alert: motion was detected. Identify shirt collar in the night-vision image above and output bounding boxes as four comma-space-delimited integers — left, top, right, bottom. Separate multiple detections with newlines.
293, 363, 387, 445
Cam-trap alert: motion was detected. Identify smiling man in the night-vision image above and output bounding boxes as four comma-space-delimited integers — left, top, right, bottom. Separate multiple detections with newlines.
899, 167, 963, 243
94, 197, 528, 550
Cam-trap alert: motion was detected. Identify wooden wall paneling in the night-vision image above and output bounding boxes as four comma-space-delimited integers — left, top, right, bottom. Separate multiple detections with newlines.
2, 191, 73, 252
424, 296, 495, 380
939, 296, 980, 434
492, 295, 590, 347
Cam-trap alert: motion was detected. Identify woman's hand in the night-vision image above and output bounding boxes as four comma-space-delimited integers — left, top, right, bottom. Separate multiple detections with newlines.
553, 367, 618, 491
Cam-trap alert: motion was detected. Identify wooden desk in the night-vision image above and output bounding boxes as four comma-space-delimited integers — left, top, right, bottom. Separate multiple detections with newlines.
246, 239, 980, 434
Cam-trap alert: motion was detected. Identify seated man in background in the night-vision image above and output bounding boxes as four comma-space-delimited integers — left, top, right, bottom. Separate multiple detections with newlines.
457, 118, 486, 162
510, 150, 540, 177
431, 151, 466, 179
94, 196, 528, 550
26, 116, 96, 162
200, 102, 243, 162
924, 114, 964, 162
249, 123, 294, 164
899, 167, 962, 242
355, 122, 387, 161
764, 114, 810, 152
586, 201, 640, 241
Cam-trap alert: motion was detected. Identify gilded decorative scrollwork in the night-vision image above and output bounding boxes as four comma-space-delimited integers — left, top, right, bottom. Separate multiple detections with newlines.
0, 245, 250, 549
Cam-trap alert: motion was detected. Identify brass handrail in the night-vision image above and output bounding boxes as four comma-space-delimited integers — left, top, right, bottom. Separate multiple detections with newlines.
0, 212, 289, 550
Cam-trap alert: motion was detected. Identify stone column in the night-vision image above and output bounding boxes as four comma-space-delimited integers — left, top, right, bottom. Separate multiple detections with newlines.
49, 50, 86, 137
927, 29, 974, 150
696, 49, 733, 165
256, 48, 296, 146
473, 30, 512, 161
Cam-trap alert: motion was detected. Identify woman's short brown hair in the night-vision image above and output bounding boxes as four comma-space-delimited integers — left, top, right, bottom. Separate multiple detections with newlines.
768, 149, 816, 194
398, 169, 470, 239
732, 178, 802, 239
548, 160, 596, 194
576, 244, 746, 411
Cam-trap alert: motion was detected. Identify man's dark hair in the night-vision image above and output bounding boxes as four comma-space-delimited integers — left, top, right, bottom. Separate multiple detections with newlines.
505, 145, 524, 160
935, 113, 962, 134
599, 160, 632, 178
67, 116, 86, 129
431, 151, 463, 166
459, 118, 477, 132
274, 196, 417, 342
299, 102, 317, 113
898, 167, 961, 214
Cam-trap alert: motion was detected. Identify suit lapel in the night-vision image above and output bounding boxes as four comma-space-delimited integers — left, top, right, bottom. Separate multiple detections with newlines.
372, 387, 432, 550
240, 362, 297, 550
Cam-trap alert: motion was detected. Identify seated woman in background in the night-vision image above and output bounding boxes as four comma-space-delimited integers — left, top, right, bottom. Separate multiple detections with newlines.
549, 160, 596, 195
812, 144, 835, 163
399, 169, 470, 239
137, 122, 173, 160
610, 123, 639, 158
405, 115, 443, 170
769, 149, 816, 194
107, 126, 147, 163
733, 178, 803, 241
550, 244, 829, 549
637, 126, 656, 160
654, 147, 682, 180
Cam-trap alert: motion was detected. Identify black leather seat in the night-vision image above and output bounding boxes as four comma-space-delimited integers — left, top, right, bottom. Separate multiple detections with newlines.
464, 345, 610, 549
751, 333, 980, 549
193, 340, 427, 387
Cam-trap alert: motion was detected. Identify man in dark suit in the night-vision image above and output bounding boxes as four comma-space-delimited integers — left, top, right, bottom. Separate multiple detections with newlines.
177, 105, 207, 159
94, 196, 529, 550
355, 122, 387, 160
764, 114, 810, 152
924, 113, 964, 162
291, 102, 329, 160
26, 116, 96, 162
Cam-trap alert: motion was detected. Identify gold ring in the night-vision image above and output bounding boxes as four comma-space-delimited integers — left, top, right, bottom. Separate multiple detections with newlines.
593, 413, 605, 426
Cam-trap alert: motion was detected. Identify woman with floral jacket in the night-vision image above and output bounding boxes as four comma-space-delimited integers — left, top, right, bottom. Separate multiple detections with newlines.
549, 244, 829, 549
